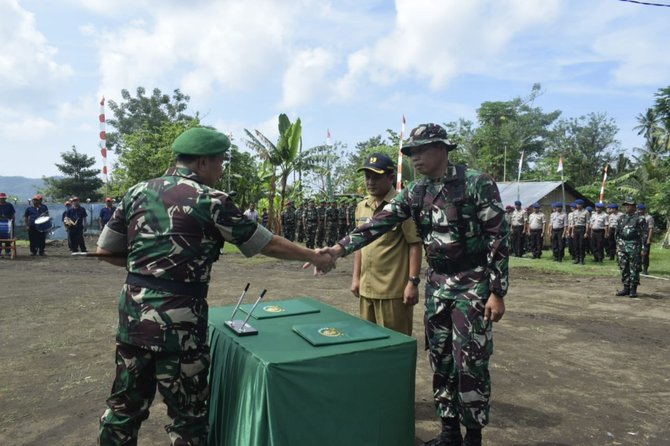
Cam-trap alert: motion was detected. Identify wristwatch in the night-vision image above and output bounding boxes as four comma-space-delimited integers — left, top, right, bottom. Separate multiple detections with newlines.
409, 276, 421, 286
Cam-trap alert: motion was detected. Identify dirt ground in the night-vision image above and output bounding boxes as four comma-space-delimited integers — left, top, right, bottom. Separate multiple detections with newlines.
1, 239, 668, 446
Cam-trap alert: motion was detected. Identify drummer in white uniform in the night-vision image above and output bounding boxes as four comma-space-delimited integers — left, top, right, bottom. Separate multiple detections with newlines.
0, 192, 16, 258
23, 194, 49, 256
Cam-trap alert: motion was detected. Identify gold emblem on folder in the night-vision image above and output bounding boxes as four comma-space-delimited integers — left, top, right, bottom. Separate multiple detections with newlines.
318, 327, 343, 337
263, 305, 285, 313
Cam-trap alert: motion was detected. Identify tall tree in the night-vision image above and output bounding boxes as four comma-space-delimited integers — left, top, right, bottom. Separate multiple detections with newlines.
106, 87, 196, 154
43, 146, 104, 201
546, 112, 620, 187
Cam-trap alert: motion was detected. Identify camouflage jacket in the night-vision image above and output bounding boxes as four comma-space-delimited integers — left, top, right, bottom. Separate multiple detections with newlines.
304, 207, 318, 224
281, 208, 296, 226
615, 214, 647, 248
317, 206, 326, 222
104, 166, 270, 284
339, 164, 509, 297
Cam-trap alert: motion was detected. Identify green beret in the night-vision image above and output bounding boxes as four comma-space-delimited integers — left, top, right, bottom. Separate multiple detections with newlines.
172, 127, 230, 156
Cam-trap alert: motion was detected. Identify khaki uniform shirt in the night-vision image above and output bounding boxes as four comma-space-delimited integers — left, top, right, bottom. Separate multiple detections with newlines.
572, 208, 590, 227
355, 188, 420, 299
608, 212, 621, 229
590, 211, 608, 230
644, 214, 654, 229
528, 211, 545, 230
511, 209, 527, 227
550, 211, 567, 229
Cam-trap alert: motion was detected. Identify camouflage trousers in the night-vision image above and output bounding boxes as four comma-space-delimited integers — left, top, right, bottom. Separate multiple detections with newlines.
297, 221, 305, 243
316, 222, 325, 248
99, 342, 210, 446
618, 246, 642, 288
305, 222, 317, 249
283, 224, 295, 241
326, 225, 339, 247
424, 273, 493, 429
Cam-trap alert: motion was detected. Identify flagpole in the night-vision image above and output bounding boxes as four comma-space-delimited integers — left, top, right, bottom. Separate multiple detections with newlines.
396, 114, 406, 190
558, 156, 566, 213
99, 96, 108, 198
516, 150, 524, 202
599, 164, 609, 203
326, 129, 333, 199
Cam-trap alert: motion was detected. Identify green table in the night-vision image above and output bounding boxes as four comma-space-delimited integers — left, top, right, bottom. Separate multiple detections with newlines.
208, 297, 417, 446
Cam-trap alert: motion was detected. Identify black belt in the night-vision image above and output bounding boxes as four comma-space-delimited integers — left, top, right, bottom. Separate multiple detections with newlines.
427, 253, 487, 275
592, 229, 605, 232
552, 228, 564, 231
125, 272, 208, 298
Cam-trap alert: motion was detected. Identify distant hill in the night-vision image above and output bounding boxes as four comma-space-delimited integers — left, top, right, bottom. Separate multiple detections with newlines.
0, 176, 47, 202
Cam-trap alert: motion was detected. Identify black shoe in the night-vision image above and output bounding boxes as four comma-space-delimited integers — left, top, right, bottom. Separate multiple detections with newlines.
424, 418, 462, 446
642, 269, 648, 275
629, 286, 638, 298
464, 428, 482, 446
580, 260, 585, 264
39, 252, 45, 256
616, 288, 630, 297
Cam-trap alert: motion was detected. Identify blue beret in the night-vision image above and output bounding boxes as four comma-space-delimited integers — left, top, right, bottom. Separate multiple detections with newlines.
514, 200, 522, 205
554, 202, 563, 208
586, 206, 593, 212
532, 203, 540, 208
607, 203, 618, 209
637, 204, 646, 210
575, 199, 585, 205
595, 202, 605, 208
172, 127, 231, 156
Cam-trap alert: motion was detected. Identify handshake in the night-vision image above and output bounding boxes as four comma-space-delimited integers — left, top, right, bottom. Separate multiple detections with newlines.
304, 245, 346, 275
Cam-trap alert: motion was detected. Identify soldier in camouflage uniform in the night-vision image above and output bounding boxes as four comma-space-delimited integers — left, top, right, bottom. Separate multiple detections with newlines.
281, 201, 296, 241
615, 198, 648, 298
303, 199, 319, 249
95, 127, 335, 446
637, 203, 654, 275
295, 200, 306, 243
347, 198, 357, 231
316, 200, 326, 248
338, 201, 349, 239
323, 124, 508, 446
325, 200, 339, 246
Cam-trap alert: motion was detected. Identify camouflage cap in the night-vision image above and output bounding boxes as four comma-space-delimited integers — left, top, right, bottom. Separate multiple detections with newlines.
172, 127, 231, 156
622, 196, 636, 205
401, 123, 457, 155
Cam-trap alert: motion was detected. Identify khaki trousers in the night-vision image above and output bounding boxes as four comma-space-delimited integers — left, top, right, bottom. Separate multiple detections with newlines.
360, 296, 413, 336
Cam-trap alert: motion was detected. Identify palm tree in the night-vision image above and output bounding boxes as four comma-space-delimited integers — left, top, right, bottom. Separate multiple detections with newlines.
244, 114, 302, 231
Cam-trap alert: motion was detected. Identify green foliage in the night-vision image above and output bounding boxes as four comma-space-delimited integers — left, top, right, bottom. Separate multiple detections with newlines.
106, 87, 196, 154
43, 146, 104, 201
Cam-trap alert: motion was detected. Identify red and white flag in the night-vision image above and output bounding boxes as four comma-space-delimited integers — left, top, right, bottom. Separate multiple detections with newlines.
557, 156, 564, 173
396, 114, 406, 190
99, 96, 108, 179
326, 128, 332, 146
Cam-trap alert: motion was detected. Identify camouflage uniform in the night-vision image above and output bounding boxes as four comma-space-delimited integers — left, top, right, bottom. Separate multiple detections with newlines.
325, 204, 339, 247
98, 165, 272, 445
281, 205, 296, 241
304, 203, 318, 249
295, 204, 305, 243
316, 203, 326, 248
339, 163, 509, 429
615, 211, 647, 292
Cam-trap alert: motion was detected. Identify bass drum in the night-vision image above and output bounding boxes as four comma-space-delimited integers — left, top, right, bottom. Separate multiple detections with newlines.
0, 219, 12, 239
34, 215, 53, 233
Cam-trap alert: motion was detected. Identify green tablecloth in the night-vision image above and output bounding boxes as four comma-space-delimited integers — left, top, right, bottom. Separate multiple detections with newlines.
208, 297, 417, 446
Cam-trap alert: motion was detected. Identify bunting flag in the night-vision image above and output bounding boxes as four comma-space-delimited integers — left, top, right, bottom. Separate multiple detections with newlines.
599, 164, 609, 203
557, 156, 564, 172
396, 114, 406, 190
99, 96, 108, 181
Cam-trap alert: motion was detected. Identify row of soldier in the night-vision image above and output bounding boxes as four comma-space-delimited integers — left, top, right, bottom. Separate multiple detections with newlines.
505, 199, 654, 274
245, 199, 359, 249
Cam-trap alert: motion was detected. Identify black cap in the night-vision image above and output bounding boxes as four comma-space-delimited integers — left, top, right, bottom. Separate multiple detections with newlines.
358, 152, 395, 174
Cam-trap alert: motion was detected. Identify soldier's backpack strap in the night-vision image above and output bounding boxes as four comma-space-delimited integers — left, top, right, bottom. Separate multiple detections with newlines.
411, 179, 429, 239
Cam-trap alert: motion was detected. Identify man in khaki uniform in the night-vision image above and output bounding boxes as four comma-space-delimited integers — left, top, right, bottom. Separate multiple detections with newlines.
571, 199, 590, 264
510, 200, 527, 257
351, 152, 422, 335
589, 202, 608, 262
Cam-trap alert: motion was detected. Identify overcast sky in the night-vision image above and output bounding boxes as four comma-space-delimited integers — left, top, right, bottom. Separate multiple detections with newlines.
1, 0, 669, 178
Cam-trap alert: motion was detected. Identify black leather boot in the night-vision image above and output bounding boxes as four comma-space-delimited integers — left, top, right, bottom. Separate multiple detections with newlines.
629, 286, 638, 298
615, 287, 630, 296
463, 428, 482, 446
424, 417, 463, 446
